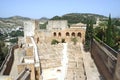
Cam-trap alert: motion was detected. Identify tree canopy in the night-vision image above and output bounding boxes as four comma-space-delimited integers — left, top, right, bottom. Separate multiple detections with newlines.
84, 18, 94, 51
94, 15, 120, 51
0, 41, 8, 66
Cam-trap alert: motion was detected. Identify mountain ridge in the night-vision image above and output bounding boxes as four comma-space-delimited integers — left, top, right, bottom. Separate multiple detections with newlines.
0, 13, 120, 28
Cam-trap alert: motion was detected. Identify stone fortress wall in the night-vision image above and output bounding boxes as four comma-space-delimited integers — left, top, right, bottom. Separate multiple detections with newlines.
24, 20, 37, 37
91, 39, 120, 80
46, 20, 68, 30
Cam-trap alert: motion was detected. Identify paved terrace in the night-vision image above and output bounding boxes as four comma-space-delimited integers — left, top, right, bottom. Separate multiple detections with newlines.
38, 42, 101, 80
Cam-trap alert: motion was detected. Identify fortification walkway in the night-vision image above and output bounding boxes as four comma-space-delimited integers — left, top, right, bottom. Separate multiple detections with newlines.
80, 43, 100, 80
10, 48, 25, 79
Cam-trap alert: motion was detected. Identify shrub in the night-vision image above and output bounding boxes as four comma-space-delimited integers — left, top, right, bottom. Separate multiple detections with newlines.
61, 38, 65, 43
71, 37, 78, 45
51, 39, 59, 45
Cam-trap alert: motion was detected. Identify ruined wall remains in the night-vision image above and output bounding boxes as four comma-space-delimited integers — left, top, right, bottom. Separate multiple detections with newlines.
46, 20, 68, 30
34, 28, 85, 44
24, 20, 36, 37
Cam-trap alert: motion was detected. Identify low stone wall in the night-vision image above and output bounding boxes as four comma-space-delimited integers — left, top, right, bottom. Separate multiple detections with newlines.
15, 68, 30, 80
0, 45, 18, 75
114, 54, 120, 80
91, 39, 118, 80
17, 63, 36, 80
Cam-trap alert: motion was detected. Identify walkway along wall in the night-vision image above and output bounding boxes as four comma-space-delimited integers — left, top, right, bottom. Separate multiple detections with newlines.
91, 39, 119, 80
0, 45, 18, 75
114, 54, 120, 80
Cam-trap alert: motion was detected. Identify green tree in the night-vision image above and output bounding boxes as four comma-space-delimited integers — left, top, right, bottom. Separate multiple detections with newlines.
51, 16, 62, 20
9, 30, 24, 37
71, 37, 78, 45
51, 39, 59, 45
94, 15, 120, 51
94, 21, 107, 42
9, 38, 18, 43
61, 38, 65, 43
99, 22, 107, 41
106, 14, 115, 47
39, 22, 48, 29
0, 41, 8, 66
84, 18, 93, 51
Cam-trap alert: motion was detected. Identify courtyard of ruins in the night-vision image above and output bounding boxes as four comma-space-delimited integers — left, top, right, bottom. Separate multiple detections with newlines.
0, 20, 101, 80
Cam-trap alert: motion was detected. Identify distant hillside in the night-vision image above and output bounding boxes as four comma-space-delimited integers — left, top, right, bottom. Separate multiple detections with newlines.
39, 17, 49, 21
8, 16, 31, 20
0, 16, 32, 28
39, 17, 49, 23
51, 13, 108, 24
0, 16, 49, 28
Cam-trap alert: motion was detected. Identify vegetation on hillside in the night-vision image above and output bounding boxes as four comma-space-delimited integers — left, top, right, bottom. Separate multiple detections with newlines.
0, 16, 31, 28
9, 30, 24, 37
51, 13, 107, 24
0, 33, 8, 41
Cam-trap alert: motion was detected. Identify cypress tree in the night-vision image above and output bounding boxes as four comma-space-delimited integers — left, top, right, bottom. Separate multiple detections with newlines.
84, 18, 93, 51
106, 14, 114, 47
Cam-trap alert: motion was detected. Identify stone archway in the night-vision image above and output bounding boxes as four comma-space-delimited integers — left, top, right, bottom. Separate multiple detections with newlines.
66, 32, 70, 36
71, 32, 75, 37
77, 32, 81, 37
58, 32, 61, 37
53, 32, 57, 36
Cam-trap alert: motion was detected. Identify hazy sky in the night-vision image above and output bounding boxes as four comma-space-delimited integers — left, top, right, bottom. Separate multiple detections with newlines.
0, 0, 120, 18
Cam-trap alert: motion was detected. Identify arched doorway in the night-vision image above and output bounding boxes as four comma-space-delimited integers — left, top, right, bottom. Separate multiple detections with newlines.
58, 32, 61, 37
77, 32, 81, 37
66, 32, 70, 36
53, 32, 57, 36
71, 32, 75, 37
